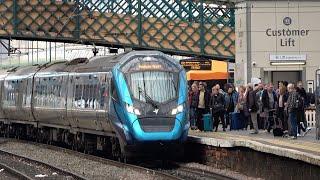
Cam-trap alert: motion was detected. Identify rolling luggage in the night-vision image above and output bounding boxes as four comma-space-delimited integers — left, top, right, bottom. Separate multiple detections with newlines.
202, 114, 213, 131
230, 112, 241, 130
273, 117, 284, 137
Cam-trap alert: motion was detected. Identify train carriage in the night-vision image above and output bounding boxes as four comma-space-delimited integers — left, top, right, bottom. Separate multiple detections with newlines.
0, 51, 189, 159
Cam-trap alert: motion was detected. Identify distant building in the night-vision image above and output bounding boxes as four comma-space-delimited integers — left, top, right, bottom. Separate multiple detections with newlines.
235, 0, 320, 92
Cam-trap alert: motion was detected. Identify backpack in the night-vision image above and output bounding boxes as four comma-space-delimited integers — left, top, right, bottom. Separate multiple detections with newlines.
295, 95, 304, 110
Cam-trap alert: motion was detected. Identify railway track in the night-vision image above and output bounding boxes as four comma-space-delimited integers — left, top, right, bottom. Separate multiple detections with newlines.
135, 159, 236, 180
166, 165, 236, 180
0, 162, 32, 180
0, 138, 239, 180
0, 138, 179, 180
0, 148, 86, 180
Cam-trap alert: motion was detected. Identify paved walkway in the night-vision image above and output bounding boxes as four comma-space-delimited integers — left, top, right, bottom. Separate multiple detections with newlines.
188, 128, 320, 166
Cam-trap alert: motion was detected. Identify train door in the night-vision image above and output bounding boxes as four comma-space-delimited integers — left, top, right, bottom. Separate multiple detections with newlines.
96, 73, 111, 132
66, 74, 75, 127
70, 73, 99, 130
0, 77, 5, 120
20, 76, 32, 121
315, 69, 320, 140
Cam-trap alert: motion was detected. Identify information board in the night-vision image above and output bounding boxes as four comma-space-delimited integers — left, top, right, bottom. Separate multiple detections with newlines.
180, 60, 212, 70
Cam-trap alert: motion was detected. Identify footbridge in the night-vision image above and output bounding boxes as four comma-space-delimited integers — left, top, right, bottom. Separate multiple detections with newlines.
0, 0, 235, 60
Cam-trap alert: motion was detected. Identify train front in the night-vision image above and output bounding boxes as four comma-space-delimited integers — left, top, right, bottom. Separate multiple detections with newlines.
111, 51, 189, 156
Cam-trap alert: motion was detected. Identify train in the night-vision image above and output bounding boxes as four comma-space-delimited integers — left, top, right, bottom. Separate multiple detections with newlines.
0, 51, 189, 159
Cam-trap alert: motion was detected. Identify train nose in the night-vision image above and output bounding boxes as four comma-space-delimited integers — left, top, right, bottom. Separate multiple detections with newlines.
136, 117, 176, 132
131, 118, 183, 141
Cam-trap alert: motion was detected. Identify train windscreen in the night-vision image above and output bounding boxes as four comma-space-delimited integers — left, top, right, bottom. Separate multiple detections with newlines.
129, 71, 178, 103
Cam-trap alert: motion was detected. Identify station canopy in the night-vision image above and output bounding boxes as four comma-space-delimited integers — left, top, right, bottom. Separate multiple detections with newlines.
184, 60, 228, 81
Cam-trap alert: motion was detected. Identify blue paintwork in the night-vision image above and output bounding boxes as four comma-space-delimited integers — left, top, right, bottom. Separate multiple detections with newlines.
110, 51, 189, 145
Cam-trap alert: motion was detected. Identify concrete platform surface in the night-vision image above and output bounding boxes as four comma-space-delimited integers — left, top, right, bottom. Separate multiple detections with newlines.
188, 128, 320, 166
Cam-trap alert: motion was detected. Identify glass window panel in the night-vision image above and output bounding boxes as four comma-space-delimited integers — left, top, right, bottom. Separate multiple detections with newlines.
129, 71, 177, 103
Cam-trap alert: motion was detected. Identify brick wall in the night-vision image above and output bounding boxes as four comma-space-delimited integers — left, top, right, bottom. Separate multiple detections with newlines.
185, 143, 320, 179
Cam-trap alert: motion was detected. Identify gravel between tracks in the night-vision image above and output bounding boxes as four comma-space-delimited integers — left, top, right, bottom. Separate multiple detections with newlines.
0, 141, 165, 180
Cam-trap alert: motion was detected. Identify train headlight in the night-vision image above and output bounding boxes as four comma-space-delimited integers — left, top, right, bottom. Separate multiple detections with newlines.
171, 104, 184, 115
126, 103, 141, 116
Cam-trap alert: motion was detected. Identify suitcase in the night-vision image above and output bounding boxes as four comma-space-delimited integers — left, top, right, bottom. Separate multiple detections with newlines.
202, 114, 213, 131
230, 112, 241, 130
273, 117, 284, 137
273, 128, 284, 136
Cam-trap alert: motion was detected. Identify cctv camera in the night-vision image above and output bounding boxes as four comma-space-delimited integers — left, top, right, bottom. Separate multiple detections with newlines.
252, 62, 256, 66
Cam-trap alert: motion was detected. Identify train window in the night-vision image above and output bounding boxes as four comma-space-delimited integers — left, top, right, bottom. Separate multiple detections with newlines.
111, 79, 118, 102
101, 75, 109, 110
84, 84, 89, 108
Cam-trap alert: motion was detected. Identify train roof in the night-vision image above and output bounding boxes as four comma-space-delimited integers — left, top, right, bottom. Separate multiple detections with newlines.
5, 65, 40, 80
1, 51, 180, 79
73, 53, 127, 73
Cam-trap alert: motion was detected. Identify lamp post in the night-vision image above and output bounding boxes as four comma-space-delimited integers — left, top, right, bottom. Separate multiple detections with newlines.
316, 69, 320, 140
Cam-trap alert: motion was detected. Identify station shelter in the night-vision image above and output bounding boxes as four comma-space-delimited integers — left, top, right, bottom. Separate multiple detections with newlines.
180, 59, 228, 90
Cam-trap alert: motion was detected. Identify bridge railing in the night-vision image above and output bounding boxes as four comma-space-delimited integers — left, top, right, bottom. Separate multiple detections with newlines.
0, 0, 235, 59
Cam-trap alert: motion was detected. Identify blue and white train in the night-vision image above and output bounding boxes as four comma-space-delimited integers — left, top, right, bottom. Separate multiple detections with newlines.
0, 51, 189, 159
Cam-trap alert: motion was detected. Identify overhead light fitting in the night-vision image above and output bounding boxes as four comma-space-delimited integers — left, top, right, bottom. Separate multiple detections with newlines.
270, 62, 306, 65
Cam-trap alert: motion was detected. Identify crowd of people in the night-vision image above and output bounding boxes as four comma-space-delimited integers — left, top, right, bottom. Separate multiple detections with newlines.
188, 81, 314, 139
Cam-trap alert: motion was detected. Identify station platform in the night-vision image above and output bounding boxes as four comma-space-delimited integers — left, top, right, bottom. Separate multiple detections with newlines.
188, 128, 320, 166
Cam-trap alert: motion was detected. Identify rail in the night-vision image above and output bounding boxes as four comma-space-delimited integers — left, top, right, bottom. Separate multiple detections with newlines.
0, 148, 87, 180
4, 139, 179, 180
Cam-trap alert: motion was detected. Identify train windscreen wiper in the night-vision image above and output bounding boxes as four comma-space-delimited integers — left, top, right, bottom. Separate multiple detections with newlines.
138, 87, 158, 109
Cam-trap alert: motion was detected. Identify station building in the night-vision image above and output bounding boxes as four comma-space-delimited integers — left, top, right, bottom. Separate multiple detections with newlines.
235, 0, 320, 92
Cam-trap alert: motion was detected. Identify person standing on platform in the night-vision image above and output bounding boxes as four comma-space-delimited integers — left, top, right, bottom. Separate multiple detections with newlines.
196, 82, 210, 131
256, 83, 265, 129
236, 85, 247, 129
189, 83, 199, 130
262, 83, 277, 132
287, 83, 298, 139
210, 86, 226, 132
225, 84, 238, 129
277, 83, 289, 131
296, 81, 312, 136
248, 84, 259, 134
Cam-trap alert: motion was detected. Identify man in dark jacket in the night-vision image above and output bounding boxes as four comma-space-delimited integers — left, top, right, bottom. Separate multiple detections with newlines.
224, 84, 238, 128
296, 81, 312, 136
196, 82, 210, 131
248, 84, 259, 134
210, 86, 226, 132
262, 83, 278, 132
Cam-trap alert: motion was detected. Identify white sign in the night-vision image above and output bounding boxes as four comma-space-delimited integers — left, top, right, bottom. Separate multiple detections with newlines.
251, 77, 261, 85
270, 54, 306, 61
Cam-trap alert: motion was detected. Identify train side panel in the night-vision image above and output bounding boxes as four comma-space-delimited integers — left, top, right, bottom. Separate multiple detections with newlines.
33, 74, 68, 127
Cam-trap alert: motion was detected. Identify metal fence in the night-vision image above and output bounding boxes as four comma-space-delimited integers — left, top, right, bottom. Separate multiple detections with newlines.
0, 0, 235, 59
